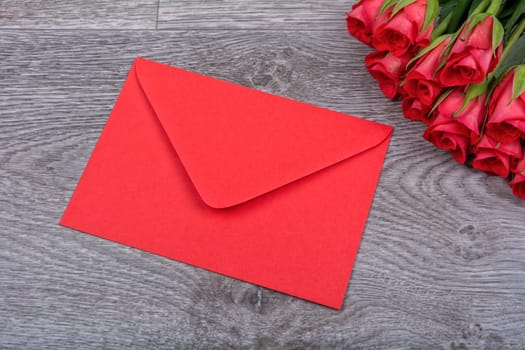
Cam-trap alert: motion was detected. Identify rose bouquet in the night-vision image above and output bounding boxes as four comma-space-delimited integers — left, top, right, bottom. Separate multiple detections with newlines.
346, 0, 525, 200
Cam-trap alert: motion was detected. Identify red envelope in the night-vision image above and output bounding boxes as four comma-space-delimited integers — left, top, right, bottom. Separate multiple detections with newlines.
60, 57, 393, 309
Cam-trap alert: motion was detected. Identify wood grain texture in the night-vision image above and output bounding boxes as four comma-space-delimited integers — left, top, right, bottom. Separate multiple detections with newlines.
158, 0, 350, 30
1, 2, 525, 349
0, 0, 158, 29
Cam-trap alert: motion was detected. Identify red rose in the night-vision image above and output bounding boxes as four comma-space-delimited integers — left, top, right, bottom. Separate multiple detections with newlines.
402, 96, 432, 123
346, 0, 384, 45
404, 38, 450, 105
472, 135, 523, 178
372, 0, 434, 57
365, 50, 410, 99
438, 16, 503, 87
423, 89, 485, 163
509, 154, 525, 200
486, 68, 525, 143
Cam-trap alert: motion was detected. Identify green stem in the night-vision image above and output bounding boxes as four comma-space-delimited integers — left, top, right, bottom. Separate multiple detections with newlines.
501, 18, 525, 63
486, 0, 503, 16
432, 12, 453, 39
447, 0, 474, 33
470, 0, 491, 15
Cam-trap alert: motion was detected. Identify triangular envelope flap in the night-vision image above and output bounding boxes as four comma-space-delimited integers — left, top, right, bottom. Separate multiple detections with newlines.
134, 57, 392, 208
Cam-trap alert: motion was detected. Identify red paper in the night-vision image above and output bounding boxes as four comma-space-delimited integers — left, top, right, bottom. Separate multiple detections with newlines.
60, 57, 393, 309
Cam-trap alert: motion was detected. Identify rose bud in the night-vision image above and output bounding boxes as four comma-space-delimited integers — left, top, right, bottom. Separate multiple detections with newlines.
402, 96, 432, 123
509, 153, 525, 200
486, 67, 525, 143
346, 0, 384, 46
365, 50, 411, 99
404, 37, 450, 106
472, 135, 523, 178
438, 15, 503, 87
423, 89, 485, 163
372, 0, 434, 57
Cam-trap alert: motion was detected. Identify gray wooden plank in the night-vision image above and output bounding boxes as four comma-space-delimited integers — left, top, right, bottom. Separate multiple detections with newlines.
158, 0, 350, 30
0, 0, 158, 29
1, 28, 525, 349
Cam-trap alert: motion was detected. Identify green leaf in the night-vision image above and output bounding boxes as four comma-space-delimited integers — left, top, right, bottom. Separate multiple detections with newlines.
437, 0, 456, 24
499, 7, 514, 23
485, 0, 503, 15
457, 81, 488, 114
423, 0, 440, 30
493, 34, 525, 78
504, 0, 525, 37
492, 17, 504, 51
433, 32, 460, 74
512, 65, 525, 99
499, 2, 516, 19
466, 81, 488, 100
430, 88, 454, 114
379, 0, 398, 15
469, 0, 491, 15
438, 0, 457, 5
407, 34, 450, 67
467, 0, 486, 15
432, 11, 453, 39
446, 0, 474, 33
392, 0, 417, 16
466, 13, 488, 36
434, 43, 452, 74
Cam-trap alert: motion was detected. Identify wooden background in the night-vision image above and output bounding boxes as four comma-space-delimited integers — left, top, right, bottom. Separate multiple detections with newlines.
1, 1, 524, 349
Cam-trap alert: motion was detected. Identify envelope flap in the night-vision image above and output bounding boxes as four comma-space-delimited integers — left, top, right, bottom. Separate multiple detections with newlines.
134, 58, 392, 208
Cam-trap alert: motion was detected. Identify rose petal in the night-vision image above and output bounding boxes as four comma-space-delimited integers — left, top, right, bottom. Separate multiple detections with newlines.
485, 122, 523, 143
423, 122, 471, 163
373, 14, 415, 56
440, 55, 483, 86
509, 173, 525, 199
487, 72, 525, 142
473, 149, 510, 177
465, 16, 494, 50
512, 154, 525, 174
402, 96, 431, 123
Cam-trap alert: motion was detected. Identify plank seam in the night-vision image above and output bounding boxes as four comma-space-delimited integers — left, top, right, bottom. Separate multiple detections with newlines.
156, 0, 160, 30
